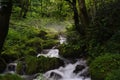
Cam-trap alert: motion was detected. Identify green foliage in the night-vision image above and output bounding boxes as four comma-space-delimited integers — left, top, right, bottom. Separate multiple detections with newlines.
105, 69, 120, 80
16, 62, 25, 75
105, 31, 120, 53
87, 40, 106, 58
2, 20, 59, 61
89, 54, 120, 80
2, 27, 42, 59
59, 26, 86, 59
0, 74, 24, 80
12, 0, 72, 20
88, 0, 120, 44
42, 39, 59, 49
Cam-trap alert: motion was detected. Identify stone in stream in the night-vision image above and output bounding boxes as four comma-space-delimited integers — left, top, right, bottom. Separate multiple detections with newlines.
73, 65, 85, 73
50, 72, 62, 79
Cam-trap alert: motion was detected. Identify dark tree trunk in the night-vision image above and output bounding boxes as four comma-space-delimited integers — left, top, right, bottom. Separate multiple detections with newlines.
0, 1, 12, 54
78, 0, 89, 27
65, 0, 85, 35
72, 0, 85, 35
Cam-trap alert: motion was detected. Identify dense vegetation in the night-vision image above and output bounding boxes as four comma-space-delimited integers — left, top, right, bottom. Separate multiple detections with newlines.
0, 0, 120, 80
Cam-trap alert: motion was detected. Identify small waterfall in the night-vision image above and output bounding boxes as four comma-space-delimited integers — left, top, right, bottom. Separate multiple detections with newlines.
35, 35, 91, 80
44, 59, 91, 80
37, 35, 66, 58
37, 49, 59, 58
59, 35, 67, 44
4, 62, 17, 74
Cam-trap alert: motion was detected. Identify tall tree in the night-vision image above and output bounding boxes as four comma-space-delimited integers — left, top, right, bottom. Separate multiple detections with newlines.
65, 0, 85, 35
0, 0, 12, 54
78, 0, 89, 27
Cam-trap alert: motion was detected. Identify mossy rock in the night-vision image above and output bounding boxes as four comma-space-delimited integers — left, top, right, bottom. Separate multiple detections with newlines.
0, 73, 24, 80
16, 62, 26, 75
59, 44, 81, 59
105, 69, 120, 80
42, 39, 59, 49
24, 56, 38, 75
37, 56, 64, 73
0, 58, 6, 73
23, 56, 64, 75
89, 54, 120, 80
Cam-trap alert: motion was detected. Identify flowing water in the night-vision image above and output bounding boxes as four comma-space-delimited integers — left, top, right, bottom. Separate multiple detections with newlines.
35, 36, 91, 80
4, 62, 17, 74
3, 35, 91, 80
43, 60, 91, 80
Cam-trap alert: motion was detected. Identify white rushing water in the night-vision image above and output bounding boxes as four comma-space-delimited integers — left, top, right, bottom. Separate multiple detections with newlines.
35, 35, 91, 80
37, 35, 66, 58
44, 60, 91, 80
59, 35, 67, 44
37, 49, 59, 58
4, 62, 17, 74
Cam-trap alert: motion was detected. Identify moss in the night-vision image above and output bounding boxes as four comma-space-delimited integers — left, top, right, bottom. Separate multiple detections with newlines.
25, 56, 38, 75
42, 39, 59, 49
0, 73, 24, 80
23, 56, 64, 75
25, 37, 43, 55
16, 62, 26, 75
37, 56, 64, 72
59, 44, 81, 59
89, 54, 120, 80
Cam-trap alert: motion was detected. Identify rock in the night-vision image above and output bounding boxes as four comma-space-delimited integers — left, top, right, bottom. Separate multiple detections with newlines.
50, 72, 62, 79
80, 67, 90, 77
73, 65, 85, 73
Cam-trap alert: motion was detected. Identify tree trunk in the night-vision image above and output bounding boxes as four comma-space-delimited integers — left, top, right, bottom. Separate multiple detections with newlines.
78, 0, 89, 27
65, 0, 85, 35
0, 1, 12, 54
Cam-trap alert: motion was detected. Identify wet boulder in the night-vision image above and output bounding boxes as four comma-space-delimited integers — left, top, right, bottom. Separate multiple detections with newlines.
50, 72, 62, 79
19, 56, 64, 75
73, 65, 85, 73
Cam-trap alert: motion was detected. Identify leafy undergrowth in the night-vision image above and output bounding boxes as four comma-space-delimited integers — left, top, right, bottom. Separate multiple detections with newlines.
1, 19, 61, 63
0, 74, 24, 80
89, 54, 120, 80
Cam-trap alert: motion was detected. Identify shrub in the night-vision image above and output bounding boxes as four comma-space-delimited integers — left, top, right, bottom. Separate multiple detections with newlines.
59, 28, 86, 59
89, 54, 120, 80
105, 31, 120, 53
105, 69, 120, 80
25, 37, 43, 55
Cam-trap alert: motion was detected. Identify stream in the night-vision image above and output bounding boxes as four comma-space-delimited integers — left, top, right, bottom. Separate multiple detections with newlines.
3, 35, 91, 80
